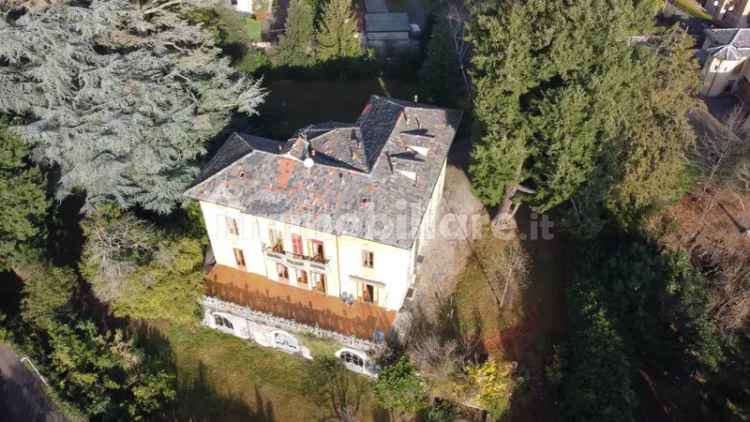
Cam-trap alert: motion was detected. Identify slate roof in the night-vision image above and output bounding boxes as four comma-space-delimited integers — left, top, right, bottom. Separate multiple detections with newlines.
703, 28, 750, 61
364, 0, 388, 13
185, 96, 463, 249
364, 13, 410, 33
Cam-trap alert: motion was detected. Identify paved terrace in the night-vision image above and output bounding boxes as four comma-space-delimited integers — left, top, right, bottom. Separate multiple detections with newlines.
205, 265, 397, 340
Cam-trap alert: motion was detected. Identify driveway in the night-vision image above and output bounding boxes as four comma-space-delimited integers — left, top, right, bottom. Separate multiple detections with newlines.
0, 345, 66, 422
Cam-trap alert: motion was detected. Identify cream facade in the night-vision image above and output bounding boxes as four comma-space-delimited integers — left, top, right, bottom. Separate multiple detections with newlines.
199, 159, 447, 312
704, 0, 750, 27
701, 54, 746, 97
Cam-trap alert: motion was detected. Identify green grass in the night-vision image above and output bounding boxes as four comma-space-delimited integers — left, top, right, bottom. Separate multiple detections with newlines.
299, 333, 340, 358
246, 18, 262, 41
452, 212, 567, 421
157, 323, 382, 421
260, 79, 419, 138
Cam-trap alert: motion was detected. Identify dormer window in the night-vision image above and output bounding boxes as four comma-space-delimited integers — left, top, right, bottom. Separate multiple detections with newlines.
396, 169, 417, 181
408, 145, 429, 157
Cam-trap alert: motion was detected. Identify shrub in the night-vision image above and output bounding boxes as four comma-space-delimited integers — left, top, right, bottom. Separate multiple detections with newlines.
374, 356, 429, 415
467, 360, 515, 419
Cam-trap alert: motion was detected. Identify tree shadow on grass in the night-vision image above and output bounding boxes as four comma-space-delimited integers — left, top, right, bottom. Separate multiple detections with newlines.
135, 323, 276, 422
175, 362, 276, 422
494, 205, 568, 422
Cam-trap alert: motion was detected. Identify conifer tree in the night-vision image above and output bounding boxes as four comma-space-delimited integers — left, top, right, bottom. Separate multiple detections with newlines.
278, 0, 316, 67
467, 0, 697, 235
0, 120, 47, 270
0, 0, 266, 214
418, 14, 462, 107
316, 0, 362, 61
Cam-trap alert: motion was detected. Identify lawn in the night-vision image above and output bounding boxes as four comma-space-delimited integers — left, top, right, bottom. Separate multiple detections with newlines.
452, 208, 567, 421
259, 78, 419, 138
155, 322, 384, 422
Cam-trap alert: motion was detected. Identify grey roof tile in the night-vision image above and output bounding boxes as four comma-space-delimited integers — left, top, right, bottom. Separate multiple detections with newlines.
704, 28, 750, 61
185, 95, 463, 249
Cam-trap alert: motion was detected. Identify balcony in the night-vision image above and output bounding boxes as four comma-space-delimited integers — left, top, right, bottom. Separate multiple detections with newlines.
264, 245, 330, 271
205, 265, 396, 340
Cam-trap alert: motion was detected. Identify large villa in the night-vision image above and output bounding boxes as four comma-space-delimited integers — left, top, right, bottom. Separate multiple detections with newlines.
185, 95, 462, 375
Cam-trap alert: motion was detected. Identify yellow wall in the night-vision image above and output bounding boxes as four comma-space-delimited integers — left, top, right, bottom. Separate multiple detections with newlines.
198, 159, 448, 312
701, 56, 745, 97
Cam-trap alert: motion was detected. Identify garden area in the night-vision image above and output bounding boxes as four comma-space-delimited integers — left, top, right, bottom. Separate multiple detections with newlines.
155, 322, 386, 422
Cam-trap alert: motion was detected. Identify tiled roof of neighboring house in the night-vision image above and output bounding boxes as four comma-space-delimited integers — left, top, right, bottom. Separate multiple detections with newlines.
364, 0, 388, 13
364, 12, 410, 33
184, 95, 463, 249
703, 28, 750, 61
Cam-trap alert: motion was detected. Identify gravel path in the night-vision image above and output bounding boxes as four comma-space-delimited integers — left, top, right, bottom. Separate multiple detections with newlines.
405, 165, 488, 319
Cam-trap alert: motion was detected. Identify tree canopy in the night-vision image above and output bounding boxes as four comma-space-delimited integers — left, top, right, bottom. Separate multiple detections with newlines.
467, 0, 698, 235
80, 205, 204, 323
315, 0, 362, 62
277, 0, 315, 67
0, 0, 266, 213
0, 120, 47, 270
418, 13, 463, 107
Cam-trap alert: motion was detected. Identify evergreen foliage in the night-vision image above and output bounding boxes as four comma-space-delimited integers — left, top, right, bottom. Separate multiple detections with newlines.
0, 120, 47, 270
418, 14, 462, 107
467, 0, 698, 235
374, 356, 429, 414
45, 320, 175, 420
562, 274, 637, 422
18, 260, 176, 421
20, 262, 76, 330
277, 0, 316, 67
315, 0, 362, 62
81, 205, 204, 323
561, 238, 727, 421
0, 0, 266, 213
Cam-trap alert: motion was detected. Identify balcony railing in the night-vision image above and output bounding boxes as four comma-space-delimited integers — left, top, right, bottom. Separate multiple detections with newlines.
264, 246, 330, 269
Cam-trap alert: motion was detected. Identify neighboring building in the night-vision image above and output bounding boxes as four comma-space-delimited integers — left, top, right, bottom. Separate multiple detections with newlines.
362, 0, 417, 51
225, 0, 271, 15
185, 96, 462, 375
700, 28, 750, 96
704, 0, 750, 27
364, 12, 411, 45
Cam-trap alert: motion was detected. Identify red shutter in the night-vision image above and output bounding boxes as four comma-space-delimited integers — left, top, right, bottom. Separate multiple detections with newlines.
292, 234, 303, 255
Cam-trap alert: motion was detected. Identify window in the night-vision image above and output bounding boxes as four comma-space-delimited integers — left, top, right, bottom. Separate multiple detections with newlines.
339, 351, 364, 368
214, 315, 234, 330
357, 280, 380, 304
291, 234, 303, 256
230, 0, 237, 5
312, 272, 326, 293
297, 270, 308, 286
277, 263, 289, 281
362, 250, 374, 268
226, 216, 239, 236
269, 228, 283, 252
309, 240, 325, 262
233, 248, 246, 270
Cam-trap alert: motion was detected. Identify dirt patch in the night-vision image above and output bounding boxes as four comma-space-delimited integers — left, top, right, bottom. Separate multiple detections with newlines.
407, 165, 488, 318
656, 187, 750, 253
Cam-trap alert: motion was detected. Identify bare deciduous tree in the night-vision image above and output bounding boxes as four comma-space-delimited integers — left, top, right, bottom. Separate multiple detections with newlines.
476, 240, 530, 309
80, 208, 157, 302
